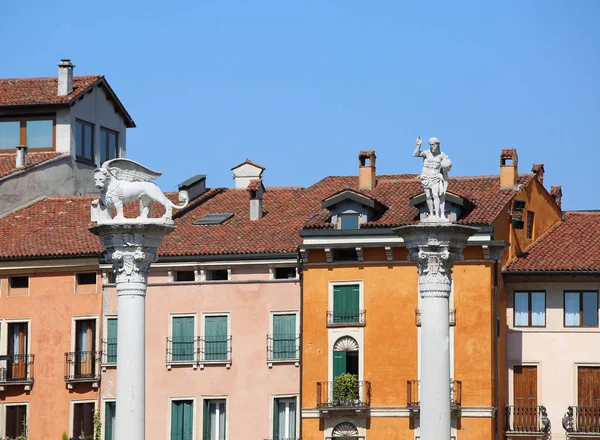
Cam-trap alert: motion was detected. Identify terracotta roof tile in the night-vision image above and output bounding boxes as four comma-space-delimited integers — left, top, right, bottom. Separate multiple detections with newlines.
230, 159, 266, 171
504, 212, 600, 273
0, 152, 66, 180
501, 148, 518, 160
0, 76, 102, 106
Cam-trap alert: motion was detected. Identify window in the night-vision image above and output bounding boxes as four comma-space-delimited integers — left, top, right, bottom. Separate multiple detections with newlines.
526, 211, 535, 239
273, 397, 296, 440
274, 267, 296, 280
338, 213, 360, 230
333, 336, 359, 378
565, 291, 599, 327
73, 402, 95, 438
175, 270, 195, 282
75, 319, 97, 377
104, 402, 116, 440
333, 284, 360, 323
204, 316, 229, 361
5, 405, 27, 438
8, 276, 29, 296
76, 119, 95, 162
333, 248, 358, 261
76, 272, 97, 294
171, 400, 193, 440
171, 316, 195, 362
100, 127, 118, 165
105, 318, 118, 363
8, 322, 29, 380
0, 117, 54, 150
514, 291, 545, 327
272, 314, 297, 360
203, 399, 226, 440
206, 269, 228, 281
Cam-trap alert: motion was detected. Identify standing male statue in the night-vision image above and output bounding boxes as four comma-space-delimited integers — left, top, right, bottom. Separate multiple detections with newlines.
413, 136, 452, 221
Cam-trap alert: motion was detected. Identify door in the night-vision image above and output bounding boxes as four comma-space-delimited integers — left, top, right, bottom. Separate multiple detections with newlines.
75, 320, 96, 377
274, 397, 296, 440
203, 399, 226, 440
205, 316, 228, 361
577, 367, 600, 431
73, 402, 95, 437
7, 323, 27, 380
513, 366, 538, 431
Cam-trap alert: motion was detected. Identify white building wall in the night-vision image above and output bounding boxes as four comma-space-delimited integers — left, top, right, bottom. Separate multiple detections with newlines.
506, 280, 600, 440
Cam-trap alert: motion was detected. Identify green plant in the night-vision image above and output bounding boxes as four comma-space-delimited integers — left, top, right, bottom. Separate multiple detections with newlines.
62, 432, 68, 440
93, 410, 101, 440
332, 373, 359, 406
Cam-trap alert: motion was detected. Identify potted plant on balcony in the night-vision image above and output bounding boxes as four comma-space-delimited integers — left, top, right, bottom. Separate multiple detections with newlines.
332, 373, 359, 407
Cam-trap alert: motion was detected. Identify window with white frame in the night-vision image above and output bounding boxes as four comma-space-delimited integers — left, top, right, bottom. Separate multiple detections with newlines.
203, 399, 226, 440
273, 397, 296, 439
203, 315, 230, 362
104, 401, 116, 440
170, 316, 196, 363
4, 404, 27, 438
72, 401, 95, 438
171, 399, 193, 440
270, 314, 298, 360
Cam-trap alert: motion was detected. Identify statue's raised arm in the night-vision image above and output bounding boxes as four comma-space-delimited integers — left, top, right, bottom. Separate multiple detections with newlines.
413, 136, 425, 157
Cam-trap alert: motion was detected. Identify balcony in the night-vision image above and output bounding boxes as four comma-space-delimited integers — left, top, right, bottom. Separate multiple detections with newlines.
0, 354, 34, 391
165, 336, 232, 370
505, 405, 551, 438
415, 309, 456, 326
563, 406, 600, 437
101, 338, 117, 368
316, 378, 371, 415
64, 351, 101, 388
406, 379, 462, 412
266, 334, 300, 367
326, 310, 366, 327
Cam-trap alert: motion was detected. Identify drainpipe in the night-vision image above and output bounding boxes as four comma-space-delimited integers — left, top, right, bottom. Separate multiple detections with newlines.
493, 260, 499, 440
297, 248, 304, 440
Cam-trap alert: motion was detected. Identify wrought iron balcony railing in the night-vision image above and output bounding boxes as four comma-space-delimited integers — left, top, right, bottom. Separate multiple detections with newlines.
415, 309, 456, 326
267, 334, 300, 363
316, 379, 371, 411
0, 354, 34, 386
102, 338, 118, 364
165, 336, 233, 369
326, 310, 366, 327
166, 337, 199, 364
64, 351, 101, 384
563, 405, 600, 434
406, 379, 462, 409
505, 405, 551, 433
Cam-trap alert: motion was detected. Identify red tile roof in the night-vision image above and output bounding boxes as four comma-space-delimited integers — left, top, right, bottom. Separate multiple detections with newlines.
0, 76, 102, 106
0, 173, 534, 260
0, 152, 66, 180
504, 211, 600, 273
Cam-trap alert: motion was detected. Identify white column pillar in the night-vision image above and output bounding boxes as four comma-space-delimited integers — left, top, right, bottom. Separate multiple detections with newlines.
394, 223, 476, 440
90, 222, 174, 440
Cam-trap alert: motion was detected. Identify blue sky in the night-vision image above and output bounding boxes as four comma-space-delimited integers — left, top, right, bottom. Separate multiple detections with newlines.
2, 1, 599, 210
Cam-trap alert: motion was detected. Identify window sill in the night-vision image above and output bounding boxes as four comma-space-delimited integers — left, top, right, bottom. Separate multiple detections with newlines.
166, 361, 198, 371
101, 362, 116, 372
267, 359, 300, 368
199, 360, 231, 370
326, 322, 366, 328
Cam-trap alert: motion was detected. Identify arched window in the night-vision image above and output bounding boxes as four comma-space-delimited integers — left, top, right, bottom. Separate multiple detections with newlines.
333, 336, 359, 377
332, 422, 359, 438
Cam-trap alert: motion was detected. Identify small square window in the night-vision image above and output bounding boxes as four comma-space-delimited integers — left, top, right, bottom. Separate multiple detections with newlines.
333, 248, 358, 261
174, 270, 195, 282
9, 276, 29, 289
77, 273, 96, 285
274, 267, 296, 279
206, 269, 228, 281
338, 213, 360, 230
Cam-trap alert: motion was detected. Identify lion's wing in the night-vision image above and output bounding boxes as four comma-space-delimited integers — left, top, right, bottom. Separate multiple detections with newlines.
102, 158, 162, 182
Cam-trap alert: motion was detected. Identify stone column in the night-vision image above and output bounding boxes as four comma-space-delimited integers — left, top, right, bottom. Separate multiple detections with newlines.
90, 222, 174, 440
394, 223, 476, 440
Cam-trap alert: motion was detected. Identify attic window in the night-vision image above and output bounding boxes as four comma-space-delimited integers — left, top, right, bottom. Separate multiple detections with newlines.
338, 213, 360, 230
193, 213, 234, 225
333, 248, 359, 261
274, 267, 297, 279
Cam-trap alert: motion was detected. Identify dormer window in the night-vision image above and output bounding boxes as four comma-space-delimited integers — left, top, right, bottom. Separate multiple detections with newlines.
322, 189, 386, 231
338, 213, 360, 230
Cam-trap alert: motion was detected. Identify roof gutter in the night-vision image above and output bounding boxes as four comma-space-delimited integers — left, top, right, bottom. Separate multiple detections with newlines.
503, 270, 600, 276
300, 224, 494, 237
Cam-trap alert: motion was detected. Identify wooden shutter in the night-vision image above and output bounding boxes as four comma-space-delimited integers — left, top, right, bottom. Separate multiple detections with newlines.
333, 285, 359, 322
273, 314, 296, 359
171, 400, 182, 440
182, 400, 193, 440
107, 318, 118, 363
206, 316, 228, 361
513, 366, 538, 430
333, 351, 347, 378
105, 402, 115, 440
173, 317, 194, 361
273, 398, 280, 439
202, 400, 210, 440
578, 367, 600, 406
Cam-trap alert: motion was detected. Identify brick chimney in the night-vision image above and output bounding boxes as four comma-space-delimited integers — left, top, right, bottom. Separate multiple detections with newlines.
551, 186, 562, 209
248, 179, 264, 221
358, 150, 376, 190
500, 148, 518, 189
531, 163, 545, 186
57, 59, 75, 96
15, 145, 28, 168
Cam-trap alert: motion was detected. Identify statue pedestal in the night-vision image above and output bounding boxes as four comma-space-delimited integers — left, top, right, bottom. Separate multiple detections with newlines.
90, 221, 175, 440
394, 222, 477, 440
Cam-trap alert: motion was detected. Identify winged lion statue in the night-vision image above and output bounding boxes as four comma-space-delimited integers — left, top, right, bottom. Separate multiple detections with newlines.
93, 158, 189, 221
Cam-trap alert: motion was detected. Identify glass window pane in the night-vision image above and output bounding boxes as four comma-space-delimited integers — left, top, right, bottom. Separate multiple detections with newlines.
531, 292, 545, 326
109, 132, 117, 159
84, 124, 93, 160
0, 121, 20, 149
26, 120, 53, 149
514, 292, 529, 326
100, 130, 107, 165
583, 292, 598, 327
340, 214, 359, 229
565, 292, 581, 326
76, 121, 83, 157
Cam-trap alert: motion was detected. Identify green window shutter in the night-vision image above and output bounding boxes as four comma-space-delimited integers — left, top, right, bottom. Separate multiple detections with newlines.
182, 400, 193, 440
333, 285, 360, 323
273, 398, 280, 439
273, 314, 296, 359
105, 402, 115, 440
203, 400, 209, 439
333, 351, 347, 378
172, 317, 194, 361
171, 401, 182, 440
107, 319, 118, 363
205, 316, 228, 361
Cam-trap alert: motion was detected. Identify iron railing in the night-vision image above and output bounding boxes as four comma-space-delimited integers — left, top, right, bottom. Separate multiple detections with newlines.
563, 406, 600, 434
415, 309, 456, 326
0, 354, 34, 384
166, 336, 233, 364
64, 351, 101, 382
166, 337, 199, 363
406, 379, 462, 408
316, 380, 371, 409
267, 334, 300, 361
505, 405, 551, 433
200, 336, 232, 363
326, 310, 366, 327
102, 338, 118, 364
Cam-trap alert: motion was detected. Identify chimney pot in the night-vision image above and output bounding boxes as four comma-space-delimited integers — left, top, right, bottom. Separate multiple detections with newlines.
500, 148, 519, 189
57, 59, 75, 96
358, 150, 377, 190
15, 145, 28, 168
531, 163, 545, 186
550, 186, 562, 210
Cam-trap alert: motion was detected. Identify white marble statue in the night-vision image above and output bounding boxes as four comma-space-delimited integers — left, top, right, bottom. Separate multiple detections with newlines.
93, 158, 189, 221
413, 136, 452, 221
